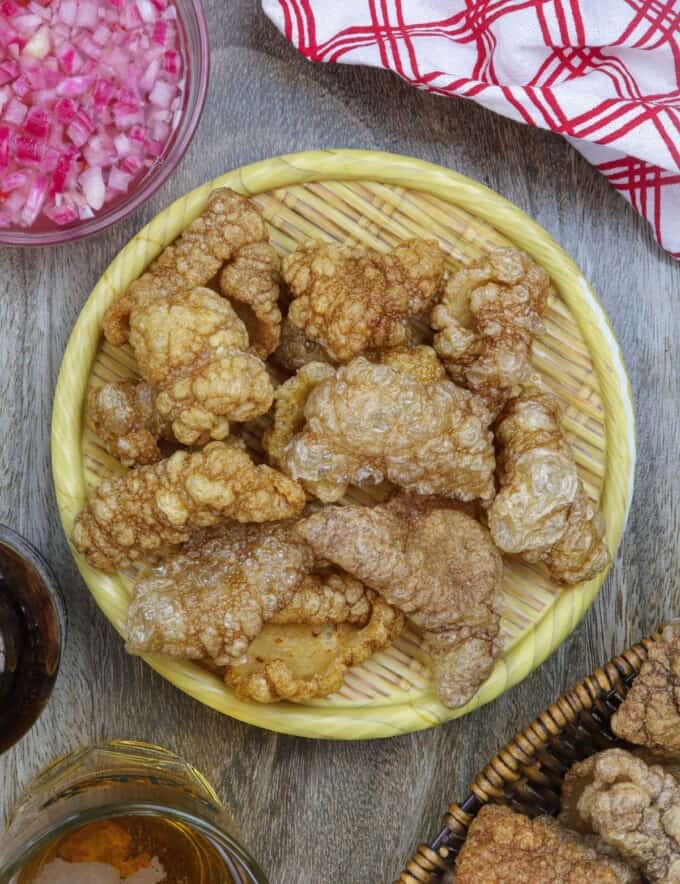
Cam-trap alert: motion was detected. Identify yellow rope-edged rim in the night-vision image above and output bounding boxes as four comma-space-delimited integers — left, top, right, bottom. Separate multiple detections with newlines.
51, 149, 635, 740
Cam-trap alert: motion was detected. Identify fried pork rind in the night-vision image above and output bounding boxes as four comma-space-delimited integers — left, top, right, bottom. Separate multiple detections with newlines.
431, 247, 550, 416
376, 344, 446, 384
128, 286, 249, 384
297, 495, 504, 708
283, 357, 495, 504
85, 380, 171, 467
560, 749, 680, 883
271, 570, 373, 627
72, 442, 306, 571
128, 287, 274, 446
610, 625, 680, 759
263, 362, 335, 470
560, 755, 598, 832
487, 389, 610, 584
224, 593, 403, 703
104, 188, 270, 346
125, 521, 314, 664
219, 241, 282, 358
263, 361, 338, 501
272, 317, 334, 372
455, 804, 638, 884
283, 239, 446, 362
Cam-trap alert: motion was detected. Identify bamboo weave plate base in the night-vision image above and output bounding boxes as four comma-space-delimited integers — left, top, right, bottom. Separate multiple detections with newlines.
52, 150, 635, 740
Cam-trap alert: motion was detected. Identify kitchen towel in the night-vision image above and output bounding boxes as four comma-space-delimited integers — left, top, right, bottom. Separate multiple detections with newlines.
263, 1, 680, 259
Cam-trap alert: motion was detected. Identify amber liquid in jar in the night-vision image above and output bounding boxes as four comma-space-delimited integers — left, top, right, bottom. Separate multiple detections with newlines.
17, 815, 238, 884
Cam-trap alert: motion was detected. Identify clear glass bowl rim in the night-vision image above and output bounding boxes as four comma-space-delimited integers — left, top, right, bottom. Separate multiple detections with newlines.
0, 0, 210, 248
0, 801, 269, 883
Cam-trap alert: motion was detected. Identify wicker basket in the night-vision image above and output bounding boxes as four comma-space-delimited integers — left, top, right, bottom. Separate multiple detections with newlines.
398, 626, 666, 883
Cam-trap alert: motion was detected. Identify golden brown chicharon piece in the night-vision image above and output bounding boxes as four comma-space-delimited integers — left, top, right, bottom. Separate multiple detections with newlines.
128, 287, 274, 447
224, 587, 402, 703
487, 389, 610, 584
376, 344, 447, 384
431, 247, 550, 416
297, 494, 504, 708
560, 749, 680, 883
270, 570, 373, 627
92, 289, 274, 460
262, 361, 338, 501
219, 240, 282, 359
282, 356, 496, 503
263, 362, 335, 471
125, 521, 314, 664
103, 188, 280, 351
72, 441, 306, 571
610, 625, 680, 758
85, 380, 172, 467
95, 189, 281, 460
455, 804, 637, 884
283, 239, 446, 362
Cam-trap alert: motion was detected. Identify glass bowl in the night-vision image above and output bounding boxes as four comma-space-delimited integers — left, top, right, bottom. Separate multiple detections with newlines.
0, 524, 66, 754
0, 0, 210, 248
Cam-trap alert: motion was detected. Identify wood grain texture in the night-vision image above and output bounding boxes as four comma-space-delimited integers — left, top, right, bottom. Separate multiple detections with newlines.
0, 3, 677, 882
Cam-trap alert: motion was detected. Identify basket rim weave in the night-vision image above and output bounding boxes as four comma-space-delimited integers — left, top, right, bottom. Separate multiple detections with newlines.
51, 148, 636, 740
397, 626, 666, 883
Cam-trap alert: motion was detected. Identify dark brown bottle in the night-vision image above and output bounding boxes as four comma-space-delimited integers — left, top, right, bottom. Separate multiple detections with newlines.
0, 526, 65, 754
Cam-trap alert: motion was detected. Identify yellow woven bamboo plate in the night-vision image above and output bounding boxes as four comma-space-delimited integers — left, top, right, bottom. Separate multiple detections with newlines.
52, 149, 635, 740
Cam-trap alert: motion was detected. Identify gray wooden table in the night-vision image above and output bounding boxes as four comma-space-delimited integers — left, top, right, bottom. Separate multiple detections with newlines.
1, 3, 678, 882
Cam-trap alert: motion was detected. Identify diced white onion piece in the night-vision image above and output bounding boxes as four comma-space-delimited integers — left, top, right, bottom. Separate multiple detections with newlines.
80, 164, 105, 209
148, 78, 173, 108
23, 24, 51, 58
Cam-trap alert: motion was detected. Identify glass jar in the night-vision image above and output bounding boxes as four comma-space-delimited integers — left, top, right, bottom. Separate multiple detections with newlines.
0, 741, 268, 884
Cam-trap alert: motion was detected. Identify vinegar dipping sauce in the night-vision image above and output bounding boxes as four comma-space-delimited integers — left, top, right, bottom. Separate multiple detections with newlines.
0, 529, 64, 753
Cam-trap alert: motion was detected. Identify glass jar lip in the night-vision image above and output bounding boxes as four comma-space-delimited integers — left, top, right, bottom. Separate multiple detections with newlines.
0, 0, 210, 248
0, 801, 269, 884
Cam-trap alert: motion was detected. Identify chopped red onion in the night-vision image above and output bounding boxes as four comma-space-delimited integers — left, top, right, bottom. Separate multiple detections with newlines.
15, 133, 44, 164
22, 23, 50, 58
0, 127, 11, 166
20, 171, 47, 223
11, 72, 31, 95
56, 74, 93, 96
13, 14, 42, 38
0, 2, 22, 19
1, 169, 27, 190
120, 151, 141, 174
80, 163, 104, 208
0, 0, 186, 229
148, 77, 172, 107
75, 1, 99, 30
4, 96, 26, 124
57, 0, 77, 25
107, 164, 130, 190
0, 58, 19, 84
43, 198, 78, 224
54, 95, 76, 121
56, 44, 83, 73
24, 105, 50, 137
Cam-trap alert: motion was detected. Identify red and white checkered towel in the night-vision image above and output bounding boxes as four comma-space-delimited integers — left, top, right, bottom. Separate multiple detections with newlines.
262, 1, 680, 259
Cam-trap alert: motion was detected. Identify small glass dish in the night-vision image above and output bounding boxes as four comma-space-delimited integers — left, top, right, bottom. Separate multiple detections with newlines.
0, 0, 210, 248
0, 525, 66, 754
